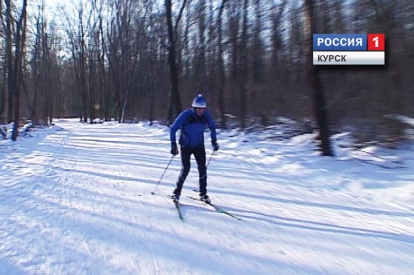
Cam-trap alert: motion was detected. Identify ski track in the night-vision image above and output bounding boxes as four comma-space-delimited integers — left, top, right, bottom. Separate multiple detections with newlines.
1, 120, 414, 274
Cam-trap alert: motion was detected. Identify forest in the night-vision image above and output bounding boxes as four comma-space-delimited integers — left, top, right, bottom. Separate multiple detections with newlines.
1, 0, 413, 155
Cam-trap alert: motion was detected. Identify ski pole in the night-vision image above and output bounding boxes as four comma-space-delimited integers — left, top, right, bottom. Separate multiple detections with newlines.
206, 150, 215, 168
200, 151, 216, 181
151, 155, 175, 195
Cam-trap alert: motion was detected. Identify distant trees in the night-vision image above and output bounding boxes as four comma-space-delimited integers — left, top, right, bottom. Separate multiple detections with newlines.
0, 0, 413, 153
30, 3, 61, 127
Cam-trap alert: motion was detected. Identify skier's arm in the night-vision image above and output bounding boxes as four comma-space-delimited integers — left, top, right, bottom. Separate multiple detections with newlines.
204, 110, 217, 142
170, 110, 189, 143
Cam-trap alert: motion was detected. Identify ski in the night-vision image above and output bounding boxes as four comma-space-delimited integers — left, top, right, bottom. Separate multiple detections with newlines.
187, 196, 241, 220
174, 201, 184, 220
168, 195, 184, 220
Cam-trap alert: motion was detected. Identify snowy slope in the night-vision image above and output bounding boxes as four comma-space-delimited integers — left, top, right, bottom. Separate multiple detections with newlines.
1, 119, 414, 275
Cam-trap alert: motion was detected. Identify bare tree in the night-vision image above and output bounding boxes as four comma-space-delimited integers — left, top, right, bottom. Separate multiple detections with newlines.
217, 0, 228, 129
10, 0, 28, 141
0, 1, 5, 124
165, 0, 186, 123
238, 0, 249, 129
304, 0, 333, 156
5, 0, 13, 123
250, 0, 264, 119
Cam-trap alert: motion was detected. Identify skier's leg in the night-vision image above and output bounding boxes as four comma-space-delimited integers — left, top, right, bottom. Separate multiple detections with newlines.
173, 147, 191, 196
194, 145, 207, 196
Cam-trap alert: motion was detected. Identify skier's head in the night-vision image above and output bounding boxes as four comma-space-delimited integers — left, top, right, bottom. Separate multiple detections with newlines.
192, 94, 207, 108
192, 94, 207, 116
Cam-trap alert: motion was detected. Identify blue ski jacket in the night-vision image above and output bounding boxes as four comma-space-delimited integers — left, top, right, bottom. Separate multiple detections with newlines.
170, 108, 217, 148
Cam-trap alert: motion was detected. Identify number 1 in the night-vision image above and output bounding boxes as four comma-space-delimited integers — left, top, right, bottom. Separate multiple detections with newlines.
373, 36, 378, 48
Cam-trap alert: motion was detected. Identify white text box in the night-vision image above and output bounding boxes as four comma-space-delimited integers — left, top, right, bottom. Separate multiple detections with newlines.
313, 51, 385, 65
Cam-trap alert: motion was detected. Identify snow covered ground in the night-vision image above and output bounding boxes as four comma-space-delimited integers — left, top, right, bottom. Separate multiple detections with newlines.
1, 118, 414, 275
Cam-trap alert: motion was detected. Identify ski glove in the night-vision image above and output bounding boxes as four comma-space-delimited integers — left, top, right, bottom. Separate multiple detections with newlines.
212, 140, 219, 152
170, 142, 179, 155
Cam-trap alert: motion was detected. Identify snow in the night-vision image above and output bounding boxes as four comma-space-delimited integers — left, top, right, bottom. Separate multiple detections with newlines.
1, 118, 414, 275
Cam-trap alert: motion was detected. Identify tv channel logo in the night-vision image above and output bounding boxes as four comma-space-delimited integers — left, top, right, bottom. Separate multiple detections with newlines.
313, 34, 385, 65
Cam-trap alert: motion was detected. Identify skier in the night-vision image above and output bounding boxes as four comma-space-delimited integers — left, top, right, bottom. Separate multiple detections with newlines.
170, 94, 219, 204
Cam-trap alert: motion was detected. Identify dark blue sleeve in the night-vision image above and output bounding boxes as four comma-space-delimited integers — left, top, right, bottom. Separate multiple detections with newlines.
204, 110, 217, 142
170, 109, 190, 144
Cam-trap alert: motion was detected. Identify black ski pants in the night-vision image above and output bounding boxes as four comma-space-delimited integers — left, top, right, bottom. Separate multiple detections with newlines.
173, 144, 207, 196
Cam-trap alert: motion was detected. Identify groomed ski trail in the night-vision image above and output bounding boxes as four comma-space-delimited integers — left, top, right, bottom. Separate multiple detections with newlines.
1, 119, 414, 275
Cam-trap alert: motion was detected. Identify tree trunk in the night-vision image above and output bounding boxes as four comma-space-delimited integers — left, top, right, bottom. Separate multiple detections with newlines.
0, 0, 5, 123
165, 0, 182, 123
239, 0, 249, 129
11, 0, 28, 141
304, 0, 333, 156
5, 0, 13, 124
217, 0, 228, 129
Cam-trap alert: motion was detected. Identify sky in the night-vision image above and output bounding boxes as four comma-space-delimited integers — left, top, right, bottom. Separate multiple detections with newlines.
1, 118, 414, 274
